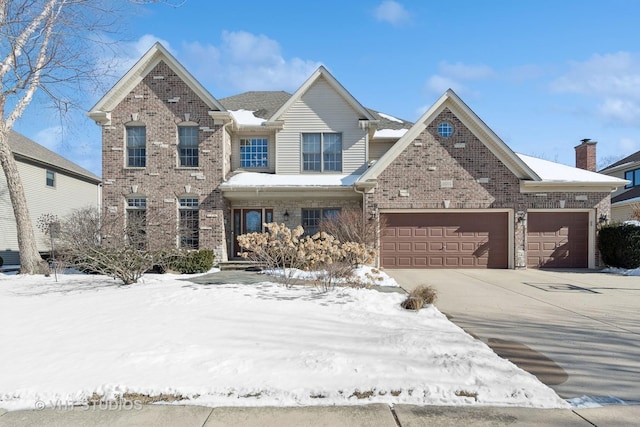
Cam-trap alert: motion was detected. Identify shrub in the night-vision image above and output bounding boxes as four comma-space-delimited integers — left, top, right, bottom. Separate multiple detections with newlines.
168, 249, 215, 274
598, 223, 640, 269
401, 285, 438, 310
237, 223, 375, 290
318, 209, 386, 250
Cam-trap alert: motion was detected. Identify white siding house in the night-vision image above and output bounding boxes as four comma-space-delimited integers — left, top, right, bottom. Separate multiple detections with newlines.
0, 131, 101, 266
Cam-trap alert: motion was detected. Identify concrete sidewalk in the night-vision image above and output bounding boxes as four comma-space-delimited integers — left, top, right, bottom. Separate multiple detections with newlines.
2, 404, 640, 426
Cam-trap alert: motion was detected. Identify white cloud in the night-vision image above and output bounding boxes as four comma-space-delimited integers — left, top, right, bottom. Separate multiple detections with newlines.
438, 61, 495, 81
598, 98, 640, 125
181, 31, 322, 92
425, 75, 462, 94
551, 52, 640, 125
373, 1, 411, 26
34, 126, 63, 152
425, 61, 494, 96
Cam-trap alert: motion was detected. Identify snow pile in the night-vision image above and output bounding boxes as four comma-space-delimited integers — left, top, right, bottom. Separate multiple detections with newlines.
263, 265, 400, 287
0, 272, 567, 411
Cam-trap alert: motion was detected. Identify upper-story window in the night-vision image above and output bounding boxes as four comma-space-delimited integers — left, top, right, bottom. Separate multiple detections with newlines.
437, 122, 453, 138
302, 133, 342, 172
126, 126, 146, 167
46, 170, 55, 187
240, 137, 268, 168
624, 168, 640, 189
178, 126, 199, 167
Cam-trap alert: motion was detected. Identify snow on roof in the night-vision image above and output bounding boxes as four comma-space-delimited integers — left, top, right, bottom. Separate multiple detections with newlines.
377, 112, 403, 123
373, 129, 408, 139
229, 109, 266, 126
221, 172, 361, 188
517, 153, 628, 184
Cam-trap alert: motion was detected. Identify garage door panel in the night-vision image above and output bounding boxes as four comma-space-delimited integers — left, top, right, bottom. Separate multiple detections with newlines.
445, 242, 459, 251
414, 228, 427, 237
527, 212, 588, 268
381, 212, 508, 269
396, 242, 411, 252
413, 242, 427, 252
398, 228, 412, 237
429, 228, 444, 237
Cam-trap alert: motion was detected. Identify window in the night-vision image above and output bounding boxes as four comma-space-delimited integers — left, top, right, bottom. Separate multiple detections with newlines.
302, 208, 340, 235
302, 133, 342, 172
126, 197, 147, 249
437, 122, 453, 138
624, 168, 640, 189
240, 137, 268, 168
179, 197, 199, 249
178, 126, 199, 167
126, 126, 146, 167
46, 170, 55, 187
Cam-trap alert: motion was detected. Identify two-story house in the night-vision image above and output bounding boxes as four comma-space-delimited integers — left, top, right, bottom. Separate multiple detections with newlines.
599, 150, 640, 222
0, 131, 101, 266
89, 43, 626, 269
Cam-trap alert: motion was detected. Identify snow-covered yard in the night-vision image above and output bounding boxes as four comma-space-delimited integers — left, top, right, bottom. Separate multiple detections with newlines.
0, 269, 568, 411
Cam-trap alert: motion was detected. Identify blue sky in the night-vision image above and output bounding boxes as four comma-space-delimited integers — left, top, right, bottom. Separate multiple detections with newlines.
13, 0, 640, 176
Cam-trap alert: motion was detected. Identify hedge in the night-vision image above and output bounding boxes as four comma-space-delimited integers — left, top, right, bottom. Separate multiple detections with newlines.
598, 223, 640, 269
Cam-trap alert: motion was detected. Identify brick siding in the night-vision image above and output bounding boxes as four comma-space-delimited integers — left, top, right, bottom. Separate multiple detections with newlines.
101, 60, 230, 261
365, 108, 610, 267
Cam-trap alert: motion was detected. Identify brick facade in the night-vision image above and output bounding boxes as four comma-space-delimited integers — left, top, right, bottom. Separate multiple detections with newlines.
364, 109, 610, 267
96, 46, 618, 269
101, 61, 230, 261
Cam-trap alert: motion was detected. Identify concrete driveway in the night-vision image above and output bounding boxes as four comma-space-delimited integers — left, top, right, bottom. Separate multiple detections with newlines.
386, 268, 640, 402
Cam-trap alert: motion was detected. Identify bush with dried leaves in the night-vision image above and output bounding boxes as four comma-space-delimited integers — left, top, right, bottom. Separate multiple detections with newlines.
237, 223, 375, 291
401, 285, 438, 310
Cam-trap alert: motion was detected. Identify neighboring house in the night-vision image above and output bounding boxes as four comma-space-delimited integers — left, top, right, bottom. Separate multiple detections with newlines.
88, 42, 626, 269
599, 150, 640, 222
0, 131, 102, 265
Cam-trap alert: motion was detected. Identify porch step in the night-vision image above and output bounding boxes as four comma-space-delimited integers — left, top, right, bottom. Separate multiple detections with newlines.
218, 260, 265, 271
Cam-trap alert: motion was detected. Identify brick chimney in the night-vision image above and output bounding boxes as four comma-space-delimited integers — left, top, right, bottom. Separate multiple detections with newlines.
575, 138, 597, 171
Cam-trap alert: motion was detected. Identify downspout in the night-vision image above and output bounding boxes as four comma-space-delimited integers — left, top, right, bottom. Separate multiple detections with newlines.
221, 121, 233, 182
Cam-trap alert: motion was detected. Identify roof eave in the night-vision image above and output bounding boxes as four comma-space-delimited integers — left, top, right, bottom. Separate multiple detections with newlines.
520, 180, 627, 193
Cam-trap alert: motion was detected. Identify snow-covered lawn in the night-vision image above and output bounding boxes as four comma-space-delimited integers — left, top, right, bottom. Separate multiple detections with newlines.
0, 269, 568, 411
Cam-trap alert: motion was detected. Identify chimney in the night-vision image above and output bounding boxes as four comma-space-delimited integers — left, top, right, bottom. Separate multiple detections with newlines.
575, 138, 597, 172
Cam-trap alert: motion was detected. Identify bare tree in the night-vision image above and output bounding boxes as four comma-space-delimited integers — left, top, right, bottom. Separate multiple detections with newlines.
0, 0, 181, 274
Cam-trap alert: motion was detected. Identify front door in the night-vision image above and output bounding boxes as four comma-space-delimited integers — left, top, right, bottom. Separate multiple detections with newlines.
233, 208, 273, 257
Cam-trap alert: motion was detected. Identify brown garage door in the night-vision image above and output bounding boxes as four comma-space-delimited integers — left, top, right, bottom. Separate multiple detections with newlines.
527, 212, 588, 268
380, 212, 509, 269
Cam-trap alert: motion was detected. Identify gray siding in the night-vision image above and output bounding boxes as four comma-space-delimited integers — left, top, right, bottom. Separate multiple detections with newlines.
0, 160, 100, 263
369, 140, 396, 162
276, 77, 367, 174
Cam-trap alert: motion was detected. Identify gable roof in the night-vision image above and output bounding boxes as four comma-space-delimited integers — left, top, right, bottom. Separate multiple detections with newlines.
9, 130, 101, 183
357, 89, 539, 187
268, 66, 377, 124
88, 42, 225, 124
220, 91, 291, 121
219, 91, 410, 133
599, 149, 640, 173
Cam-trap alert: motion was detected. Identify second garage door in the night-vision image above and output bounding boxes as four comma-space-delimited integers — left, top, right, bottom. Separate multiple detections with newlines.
380, 212, 509, 269
527, 212, 589, 268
